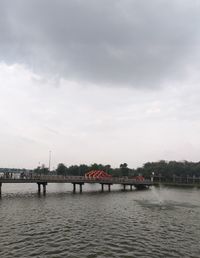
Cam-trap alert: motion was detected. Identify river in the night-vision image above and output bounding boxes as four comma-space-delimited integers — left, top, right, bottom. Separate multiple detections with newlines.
0, 184, 199, 258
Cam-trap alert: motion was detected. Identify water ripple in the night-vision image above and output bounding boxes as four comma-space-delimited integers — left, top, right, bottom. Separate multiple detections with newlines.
0, 185, 200, 257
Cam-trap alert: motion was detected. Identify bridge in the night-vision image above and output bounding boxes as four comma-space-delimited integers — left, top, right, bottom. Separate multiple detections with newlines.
0, 175, 152, 196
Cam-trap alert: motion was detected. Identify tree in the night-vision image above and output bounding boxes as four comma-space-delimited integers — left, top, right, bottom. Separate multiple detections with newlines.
90, 163, 100, 170
56, 163, 66, 176
79, 164, 89, 176
34, 164, 49, 175
68, 165, 79, 176
120, 163, 129, 177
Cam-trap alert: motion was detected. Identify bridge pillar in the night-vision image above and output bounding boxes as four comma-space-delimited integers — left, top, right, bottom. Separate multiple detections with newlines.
42, 183, 47, 194
79, 183, 83, 193
37, 183, 41, 194
37, 182, 47, 195
73, 183, 76, 193
0, 182, 2, 197
72, 183, 84, 193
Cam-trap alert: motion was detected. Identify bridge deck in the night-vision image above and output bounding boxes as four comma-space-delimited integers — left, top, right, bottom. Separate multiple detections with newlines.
0, 176, 152, 186
0, 176, 152, 195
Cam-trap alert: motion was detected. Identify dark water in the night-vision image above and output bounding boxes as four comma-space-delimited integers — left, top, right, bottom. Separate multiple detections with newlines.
0, 184, 200, 258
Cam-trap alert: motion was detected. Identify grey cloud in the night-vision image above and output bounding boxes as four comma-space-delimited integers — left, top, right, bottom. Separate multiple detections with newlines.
0, 0, 200, 87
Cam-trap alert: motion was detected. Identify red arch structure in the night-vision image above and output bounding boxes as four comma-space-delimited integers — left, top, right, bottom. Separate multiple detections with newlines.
133, 176, 145, 181
85, 170, 112, 179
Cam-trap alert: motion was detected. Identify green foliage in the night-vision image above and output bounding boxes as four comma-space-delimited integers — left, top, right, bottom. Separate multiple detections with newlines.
56, 163, 66, 175
3, 160, 200, 178
140, 160, 200, 178
0, 168, 31, 173
119, 163, 129, 177
33, 165, 49, 175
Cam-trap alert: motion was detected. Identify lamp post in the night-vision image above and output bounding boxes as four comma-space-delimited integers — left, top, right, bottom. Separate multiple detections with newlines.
48, 151, 51, 172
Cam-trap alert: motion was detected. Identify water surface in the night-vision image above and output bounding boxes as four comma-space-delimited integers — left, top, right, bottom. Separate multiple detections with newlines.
0, 184, 199, 258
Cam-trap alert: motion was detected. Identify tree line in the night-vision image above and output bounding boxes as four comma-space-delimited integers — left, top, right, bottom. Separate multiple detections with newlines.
33, 162, 133, 177
139, 160, 200, 178
1, 160, 200, 178
0, 168, 30, 173
33, 160, 200, 178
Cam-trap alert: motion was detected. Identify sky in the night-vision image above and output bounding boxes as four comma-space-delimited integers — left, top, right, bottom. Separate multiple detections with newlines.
1, 0, 200, 169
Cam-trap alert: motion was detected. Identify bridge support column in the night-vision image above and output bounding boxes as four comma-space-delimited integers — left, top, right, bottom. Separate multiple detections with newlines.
37, 183, 41, 194
79, 183, 83, 193
0, 182, 2, 197
37, 182, 47, 195
101, 184, 104, 192
42, 183, 47, 194
73, 183, 76, 193
72, 183, 84, 193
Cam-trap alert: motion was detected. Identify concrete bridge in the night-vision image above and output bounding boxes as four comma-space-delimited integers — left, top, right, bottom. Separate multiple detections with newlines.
0, 175, 152, 195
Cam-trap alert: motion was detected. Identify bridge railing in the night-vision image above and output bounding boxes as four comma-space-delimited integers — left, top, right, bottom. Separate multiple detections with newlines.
0, 174, 152, 185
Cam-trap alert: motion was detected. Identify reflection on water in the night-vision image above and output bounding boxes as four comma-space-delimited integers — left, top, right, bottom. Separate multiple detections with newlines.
0, 184, 200, 258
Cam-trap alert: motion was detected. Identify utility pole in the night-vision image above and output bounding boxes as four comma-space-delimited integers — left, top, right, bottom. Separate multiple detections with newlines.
48, 151, 51, 172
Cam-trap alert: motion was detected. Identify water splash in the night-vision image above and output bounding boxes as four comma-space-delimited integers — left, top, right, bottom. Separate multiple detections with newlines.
151, 186, 164, 205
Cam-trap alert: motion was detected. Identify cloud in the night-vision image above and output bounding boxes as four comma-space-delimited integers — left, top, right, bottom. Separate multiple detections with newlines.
1, 1, 200, 168
1, 0, 200, 88
1, 62, 200, 168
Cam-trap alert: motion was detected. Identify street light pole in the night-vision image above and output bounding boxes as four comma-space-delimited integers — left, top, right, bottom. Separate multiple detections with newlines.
48, 151, 51, 172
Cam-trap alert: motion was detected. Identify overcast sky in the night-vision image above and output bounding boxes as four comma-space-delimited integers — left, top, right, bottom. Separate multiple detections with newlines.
1, 0, 200, 169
